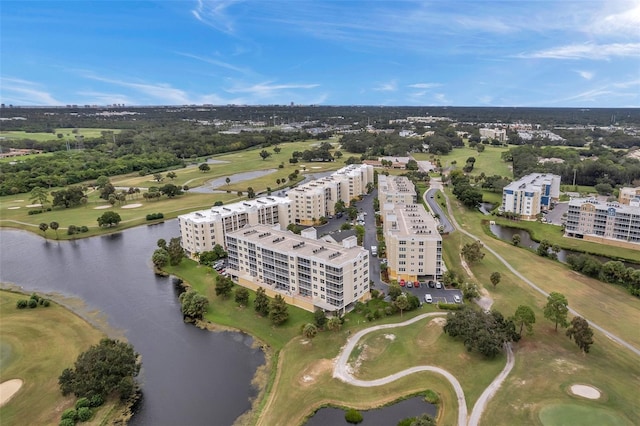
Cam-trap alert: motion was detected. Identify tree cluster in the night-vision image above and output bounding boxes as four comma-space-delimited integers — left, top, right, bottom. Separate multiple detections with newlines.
566, 254, 640, 297
179, 289, 210, 320
449, 170, 483, 208
443, 307, 519, 358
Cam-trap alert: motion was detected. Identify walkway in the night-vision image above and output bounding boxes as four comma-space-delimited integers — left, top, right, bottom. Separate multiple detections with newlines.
333, 312, 515, 426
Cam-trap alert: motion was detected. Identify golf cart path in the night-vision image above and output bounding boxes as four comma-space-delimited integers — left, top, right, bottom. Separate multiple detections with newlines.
333, 312, 515, 426
436, 184, 640, 358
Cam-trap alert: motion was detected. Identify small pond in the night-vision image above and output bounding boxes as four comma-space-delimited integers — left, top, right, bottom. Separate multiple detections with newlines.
305, 396, 437, 426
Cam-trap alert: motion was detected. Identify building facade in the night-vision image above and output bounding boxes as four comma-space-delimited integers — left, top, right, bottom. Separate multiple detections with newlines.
565, 198, 640, 248
382, 203, 443, 282
378, 175, 417, 205
619, 187, 640, 205
501, 173, 561, 219
479, 128, 506, 142
288, 164, 374, 225
225, 225, 370, 313
178, 196, 291, 257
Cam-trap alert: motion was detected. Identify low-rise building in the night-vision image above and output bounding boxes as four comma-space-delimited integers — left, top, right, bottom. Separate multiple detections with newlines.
565, 198, 640, 248
619, 187, 640, 205
479, 128, 506, 142
501, 173, 561, 219
225, 225, 370, 313
378, 175, 417, 205
383, 203, 442, 282
178, 196, 291, 257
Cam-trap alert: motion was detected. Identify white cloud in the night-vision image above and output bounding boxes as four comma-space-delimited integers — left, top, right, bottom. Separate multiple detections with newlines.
0, 77, 62, 105
407, 83, 442, 89
373, 80, 397, 92
191, 0, 243, 34
226, 81, 319, 97
576, 70, 594, 80
176, 52, 253, 75
518, 43, 640, 60
75, 91, 134, 105
590, 3, 640, 37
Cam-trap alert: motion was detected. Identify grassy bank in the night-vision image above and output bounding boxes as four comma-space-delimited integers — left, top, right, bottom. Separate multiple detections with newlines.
0, 290, 124, 426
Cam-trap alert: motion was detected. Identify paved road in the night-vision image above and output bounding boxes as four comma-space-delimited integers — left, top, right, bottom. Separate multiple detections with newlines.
440, 191, 640, 358
425, 178, 454, 233
333, 313, 468, 426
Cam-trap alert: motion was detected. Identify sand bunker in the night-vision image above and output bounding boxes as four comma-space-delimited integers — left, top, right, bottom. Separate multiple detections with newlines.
570, 384, 601, 399
7, 206, 20, 210
25, 203, 42, 208
93, 205, 111, 209
121, 203, 142, 209
10, 199, 24, 202
0, 379, 23, 407
311, 166, 322, 169
384, 334, 396, 341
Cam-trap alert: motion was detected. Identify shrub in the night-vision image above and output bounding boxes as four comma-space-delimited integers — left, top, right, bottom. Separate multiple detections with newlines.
28, 299, 38, 308
43, 299, 51, 307
89, 394, 104, 407
80, 226, 89, 233
424, 389, 440, 404
146, 213, 165, 221
397, 418, 415, 426
59, 419, 75, 426
76, 407, 93, 422
438, 302, 464, 311
16, 299, 28, 309
345, 408, 363, 424
28, 209, 44, 215
30, 293, 40, 302
61, 408, 78, 421
75, 397, 90, 409
67, 225, 78, 235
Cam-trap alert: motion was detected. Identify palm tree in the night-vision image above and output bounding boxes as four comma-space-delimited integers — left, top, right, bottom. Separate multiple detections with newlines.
39, 223, 48, 236
49, 221, 60, 239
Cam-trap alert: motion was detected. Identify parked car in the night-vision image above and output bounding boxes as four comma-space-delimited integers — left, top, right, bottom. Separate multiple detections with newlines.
424, 294, 433, 303
407, 281, 413, 288
399, 279, 405, 287
453, 295, 461, 303
414, 281, 420, 288
435, 282, 442, 289
428, 280, 435, 288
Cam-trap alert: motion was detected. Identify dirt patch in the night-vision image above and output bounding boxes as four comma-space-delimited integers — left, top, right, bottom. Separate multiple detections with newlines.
429, 317, 446, 327
121, 203, 142, 209
0, 379, 23, 407
384, 334, 396, 341
298, 359, 333, 387
552, 358, 583, 374
569, 384, 601, 400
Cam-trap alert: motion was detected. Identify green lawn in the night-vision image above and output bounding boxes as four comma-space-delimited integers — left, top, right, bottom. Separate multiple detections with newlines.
539, 404, 631, 426
0, 128, 120, 142
413, 144, 512, 178
0, 290, 123, 426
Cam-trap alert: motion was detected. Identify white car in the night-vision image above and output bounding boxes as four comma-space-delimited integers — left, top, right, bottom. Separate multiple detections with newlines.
424, 294, 433, 303
435, 282, 442, 289
453, 295, 461, 303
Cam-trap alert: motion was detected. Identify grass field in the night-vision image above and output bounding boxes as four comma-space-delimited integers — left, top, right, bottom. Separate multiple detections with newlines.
538, 404, 630, 426
0, 128, 120, 142
413, 144, 513, 178
0, 290, 123, 426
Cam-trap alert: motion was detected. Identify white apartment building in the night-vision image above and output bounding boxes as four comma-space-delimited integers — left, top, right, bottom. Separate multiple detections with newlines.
288, 164, 374, 225
178, 196, 291, 257
225, 225, 370, 313
619, 187, 640, 205
479, 128, 506, 142
501, 173, 561, 219
378, 175, 417, 205
565, 198, 640, 248
383, 203, 443, 282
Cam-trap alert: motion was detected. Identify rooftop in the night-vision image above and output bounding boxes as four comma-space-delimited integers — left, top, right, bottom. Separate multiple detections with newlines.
179, 196, 290, 223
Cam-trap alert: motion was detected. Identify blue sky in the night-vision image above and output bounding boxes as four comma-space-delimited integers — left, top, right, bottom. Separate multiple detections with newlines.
1, 0, 638, 107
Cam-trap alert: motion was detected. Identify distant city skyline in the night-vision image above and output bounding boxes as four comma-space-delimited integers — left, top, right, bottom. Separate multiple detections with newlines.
1, 1, 638, 107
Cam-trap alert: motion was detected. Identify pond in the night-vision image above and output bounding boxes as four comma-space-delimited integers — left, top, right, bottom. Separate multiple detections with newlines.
305, 396, 437, 426
0, 223, 264, 426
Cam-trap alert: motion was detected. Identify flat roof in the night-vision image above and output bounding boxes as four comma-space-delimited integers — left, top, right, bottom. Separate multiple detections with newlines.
179, 196, 290, 223
504, 173, 559, 192
384, 203, 441, 239
568, 198, 640, 214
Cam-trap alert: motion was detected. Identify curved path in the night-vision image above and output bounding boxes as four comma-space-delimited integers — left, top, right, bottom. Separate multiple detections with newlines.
434, 182, 640, 358
333, 312, 515, 426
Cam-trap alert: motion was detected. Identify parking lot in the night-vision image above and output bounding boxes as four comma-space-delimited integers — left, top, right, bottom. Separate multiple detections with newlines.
400, 281, 464, 305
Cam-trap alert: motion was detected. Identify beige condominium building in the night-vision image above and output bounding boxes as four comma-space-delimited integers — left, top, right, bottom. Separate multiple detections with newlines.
178, 196, 291, 257
378, 175, 417, 205
225, 225, 370, 313
501, 173, 561, 219
383, 203, 443, 283
565, 198, 640, 248
618, 187, 640, 205
288, 164, 374, 225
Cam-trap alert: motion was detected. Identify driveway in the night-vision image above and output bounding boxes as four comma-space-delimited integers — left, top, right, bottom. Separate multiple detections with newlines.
425, 178, 454, 234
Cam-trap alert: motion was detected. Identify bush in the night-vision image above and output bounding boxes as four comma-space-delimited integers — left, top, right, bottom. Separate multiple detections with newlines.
75, 397, 90, 409
76, 406, 93, 422
28, 209, 44, 215
28, 299, 38, 308
61, 408, 78, 421
43, 299, 51, 307
345, 408, 363, 424
59, 419, 75, 426
80, 226, 89, 233
16, 299, 28, 309
146, 213, 165, 221
397, 418, 415, 426
438, 302, 464, 311
89, 394, 104, 407
424, 389, 440, 404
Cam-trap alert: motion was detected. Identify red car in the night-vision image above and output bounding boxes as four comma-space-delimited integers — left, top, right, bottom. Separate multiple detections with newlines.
399, 279, 405, 287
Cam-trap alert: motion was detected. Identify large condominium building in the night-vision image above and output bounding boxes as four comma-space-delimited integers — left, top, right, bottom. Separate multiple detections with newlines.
288, 164, 374, 225
501, 173, 561, 219
378, 175, 417, 205
565, 198, 640, 248
178, 196, 291, 257
225, 225, 370, 313
619, 187, 640, 205
383, 203, 443, 282
479, 128, 506, 142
